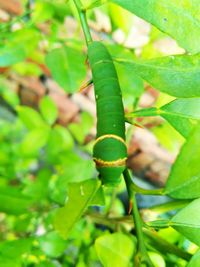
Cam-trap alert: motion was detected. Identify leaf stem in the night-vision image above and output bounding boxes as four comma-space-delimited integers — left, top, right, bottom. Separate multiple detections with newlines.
73, 0, 92, 46
124, 169, 154, 267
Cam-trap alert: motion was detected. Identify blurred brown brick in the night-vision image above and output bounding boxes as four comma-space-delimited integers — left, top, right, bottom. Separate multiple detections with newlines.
128, 152, 154, 172
0, 0, 23, 15
49, 93, 79, 126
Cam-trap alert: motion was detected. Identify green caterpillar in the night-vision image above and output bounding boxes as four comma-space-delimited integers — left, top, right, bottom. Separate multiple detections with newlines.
88, 41, 127, 186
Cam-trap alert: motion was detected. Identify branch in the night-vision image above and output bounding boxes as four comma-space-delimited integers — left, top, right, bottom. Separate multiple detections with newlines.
124, 169, 154, 267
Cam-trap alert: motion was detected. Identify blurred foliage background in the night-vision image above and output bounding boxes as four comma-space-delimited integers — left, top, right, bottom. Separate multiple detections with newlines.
0, 0, 199, 266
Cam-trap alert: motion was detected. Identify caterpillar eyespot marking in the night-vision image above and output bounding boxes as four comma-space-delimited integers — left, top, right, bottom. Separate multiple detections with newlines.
93, 134, 126, 147
93, 157, 127, 167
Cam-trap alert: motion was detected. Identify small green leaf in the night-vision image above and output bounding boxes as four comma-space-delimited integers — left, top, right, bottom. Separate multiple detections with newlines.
84, 0, 108, 9
53, 179, 100, 239
187, 249, 200, 267
131, 98, 200, 138
0, 45, 26, 67
89, 186, 105, 206
12, 62, 42, 76
46, 126, 74, 161
23, 169, 51, 200
161, 98, 200, 138
111, 0, 200, 53
38, 231, 67, 258
170, 198, 200, 246
20, 127, 50, 156
68, 112, 93, 143
9, 28, 40, 56
0, 259, 20, 267
148, 252, 166, 267
116, 54, 200, 97
0, 238, 33, 259
109, 3, 134, 34
17, 106, 46, 130
0, 187, 33, 215
95, 232, 135, 267
32, 2, 55, 23
39, 96, 58, 125
46, 45, 86, 93
164, 123, 200, 199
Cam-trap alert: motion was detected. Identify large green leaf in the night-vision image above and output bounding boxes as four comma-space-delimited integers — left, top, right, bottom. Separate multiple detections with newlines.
53, 179, 100, 239
187, 249, 200, 267
111, 0, 200, 53
164, 123, 200, 199
95, 232, 135, 267
116, 54, 200, 97
170, 198, 200, 246
130, 98, 200, 138
46, 45, 86, 93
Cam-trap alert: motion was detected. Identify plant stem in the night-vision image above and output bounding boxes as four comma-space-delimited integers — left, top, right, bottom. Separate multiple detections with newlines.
143, 228, 192, 261
124, 169, 154, 267
73, 0, 92, 46
86, 212, 192, 261
124, 168, 164, 195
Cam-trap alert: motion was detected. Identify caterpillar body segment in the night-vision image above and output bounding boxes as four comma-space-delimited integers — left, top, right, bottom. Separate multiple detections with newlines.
88, 41, 127, 186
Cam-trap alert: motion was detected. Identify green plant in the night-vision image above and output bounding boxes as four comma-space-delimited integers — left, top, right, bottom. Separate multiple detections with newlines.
0, 0, 200, 266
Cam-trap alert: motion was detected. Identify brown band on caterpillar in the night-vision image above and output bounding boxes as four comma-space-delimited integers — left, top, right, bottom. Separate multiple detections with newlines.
93, 134, 126, 147
93, 157, 127, 167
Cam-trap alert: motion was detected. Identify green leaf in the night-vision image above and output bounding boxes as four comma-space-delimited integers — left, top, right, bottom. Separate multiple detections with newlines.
23, 169, 51, 200
108, 3, 134, 33
95, 232, 135, 267
20, 127, 50, 156
89, 186, 105, 206
84, 0, 108, 9
39, 96, 58, 125
187, 249, 200, 267
164, 123, 200, 199
68, 112, 93, 143
53, 179, 100, 239
50, 152, 95, 204
12, 62, 42, 76
170, 198, 200, 246
46, 45, 86, 93
131, 98, 200, 138
9, 28, 40, 56
107, 44, 144, 106
38, 231, 67, 258
111, 0, 200, 53
148, 252, 166, 267
0, 238, 33, 259
116, 54, 200, 97
17, 106, 46, 130
0, 187, 33, 215
0, 45, 26, 67
0, 259, 20, 267
32, 2, 55, 23
46, 126, 74, 160
160, 98, 200, 138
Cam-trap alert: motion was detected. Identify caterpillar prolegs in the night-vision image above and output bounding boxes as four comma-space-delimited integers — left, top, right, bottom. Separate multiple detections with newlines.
88, 41, 127, 186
